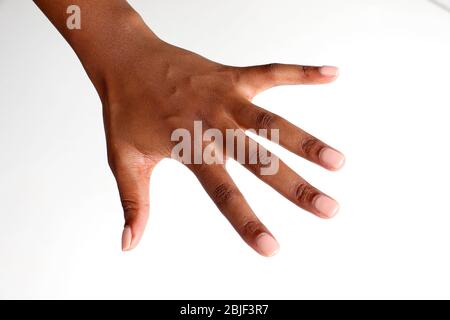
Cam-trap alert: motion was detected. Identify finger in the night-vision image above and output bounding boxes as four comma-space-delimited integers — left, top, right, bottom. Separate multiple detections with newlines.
228, 131, 339, 219
236, 64, 339, 97
189, 163, 280, 257
111, 158, 153, 252
231, 102, 345, 171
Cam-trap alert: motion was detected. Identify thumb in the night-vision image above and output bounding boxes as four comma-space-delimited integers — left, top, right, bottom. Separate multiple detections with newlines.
113, 162, 153, 252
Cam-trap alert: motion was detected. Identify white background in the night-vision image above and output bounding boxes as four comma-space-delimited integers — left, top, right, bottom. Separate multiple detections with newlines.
0, 0, 449, 299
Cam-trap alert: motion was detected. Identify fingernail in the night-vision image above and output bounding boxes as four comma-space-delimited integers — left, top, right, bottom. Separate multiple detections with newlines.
319, 65, 339, 77
121, 226, 132, 251
313, 195, 339, 218
319, 148, 345, 170
255, 233, 280, 257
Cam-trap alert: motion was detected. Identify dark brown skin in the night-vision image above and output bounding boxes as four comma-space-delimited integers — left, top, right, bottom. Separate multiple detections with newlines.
33, 0, 344, 256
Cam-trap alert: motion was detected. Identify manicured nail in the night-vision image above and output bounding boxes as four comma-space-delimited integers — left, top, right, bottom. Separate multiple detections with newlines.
255, 233, 280, 257
121, 226, 132, 251
319, 148, 345, 170
313, 195, 339, 218
319, 65, 339, 77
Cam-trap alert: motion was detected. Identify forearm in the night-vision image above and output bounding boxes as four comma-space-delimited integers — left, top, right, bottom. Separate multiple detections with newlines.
33, 0, 159, 91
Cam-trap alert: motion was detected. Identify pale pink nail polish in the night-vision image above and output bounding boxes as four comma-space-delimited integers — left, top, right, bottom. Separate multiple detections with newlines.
121, 226, 132, 251
319, 148, 345, 170
313, 195, 339, 218
319, 66, 339, 77
255, 233, 280, 257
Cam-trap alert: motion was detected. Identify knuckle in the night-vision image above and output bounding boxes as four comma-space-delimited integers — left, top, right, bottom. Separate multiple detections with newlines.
121, 198, 149, 216
255, 111, 276, 129
301, 137, 322, 158
301, 66, 314, 78
240, 220, 263, 239
293, 182, 319, 206
262, 63, 281, 79
211, 183, 235, 207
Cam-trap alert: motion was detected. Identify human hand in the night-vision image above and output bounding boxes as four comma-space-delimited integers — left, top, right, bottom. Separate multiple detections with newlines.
34, 1, 344, 256
97, 31, 344, 256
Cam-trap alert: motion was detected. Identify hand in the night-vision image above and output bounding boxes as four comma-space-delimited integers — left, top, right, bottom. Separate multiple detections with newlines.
98, 33, 344, 256
34, 2, 345, 256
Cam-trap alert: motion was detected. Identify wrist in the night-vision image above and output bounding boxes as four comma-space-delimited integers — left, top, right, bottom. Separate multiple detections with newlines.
69, 10, 161, 88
